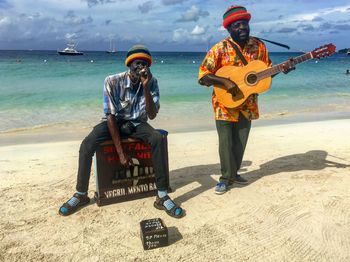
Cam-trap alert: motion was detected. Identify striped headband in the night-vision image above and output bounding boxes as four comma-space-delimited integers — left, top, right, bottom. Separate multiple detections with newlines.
125, 45, 152, 67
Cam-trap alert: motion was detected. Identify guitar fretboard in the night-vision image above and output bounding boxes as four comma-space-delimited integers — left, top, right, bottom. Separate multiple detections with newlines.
256, 52, 313, 80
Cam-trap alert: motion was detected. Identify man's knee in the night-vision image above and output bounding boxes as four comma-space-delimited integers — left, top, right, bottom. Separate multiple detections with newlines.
79, 135, 96, 156
149, 131, 163, 145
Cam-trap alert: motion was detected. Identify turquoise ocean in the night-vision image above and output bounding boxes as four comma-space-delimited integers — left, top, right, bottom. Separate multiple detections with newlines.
0, 50, 349, 134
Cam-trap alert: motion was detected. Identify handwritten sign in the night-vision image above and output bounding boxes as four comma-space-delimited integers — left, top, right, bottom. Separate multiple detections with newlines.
140, 218, 168, 250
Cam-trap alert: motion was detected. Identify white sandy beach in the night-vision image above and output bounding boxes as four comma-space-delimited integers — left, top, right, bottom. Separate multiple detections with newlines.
1, 119, 350, 261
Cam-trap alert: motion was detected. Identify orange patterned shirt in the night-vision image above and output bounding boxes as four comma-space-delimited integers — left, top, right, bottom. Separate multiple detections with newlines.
198, 36, 272, 122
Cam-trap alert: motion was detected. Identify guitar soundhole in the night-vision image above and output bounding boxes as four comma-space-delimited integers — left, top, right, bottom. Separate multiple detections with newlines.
246, 73, 258, 85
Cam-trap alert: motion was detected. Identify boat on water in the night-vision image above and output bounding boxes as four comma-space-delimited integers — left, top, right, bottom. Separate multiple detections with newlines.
106, 39, 117, 54
347, 49, 350, 55
58, 43, 83, 56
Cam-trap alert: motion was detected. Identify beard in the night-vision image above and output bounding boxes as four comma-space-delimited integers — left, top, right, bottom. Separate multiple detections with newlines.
231, 28, 250, 44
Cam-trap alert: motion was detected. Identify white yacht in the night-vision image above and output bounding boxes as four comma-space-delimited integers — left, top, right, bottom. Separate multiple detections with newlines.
58, 43, 83, 56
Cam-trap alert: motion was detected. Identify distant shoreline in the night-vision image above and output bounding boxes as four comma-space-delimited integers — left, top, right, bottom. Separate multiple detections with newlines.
1, 111, 349, 147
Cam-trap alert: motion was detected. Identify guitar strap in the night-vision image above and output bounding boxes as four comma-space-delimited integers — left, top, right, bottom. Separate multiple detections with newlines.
227, 39, 248, 66
254, 37, 290, 50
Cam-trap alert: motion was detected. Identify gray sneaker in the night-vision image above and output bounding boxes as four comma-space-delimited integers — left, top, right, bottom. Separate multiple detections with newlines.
234, 175, 248, 185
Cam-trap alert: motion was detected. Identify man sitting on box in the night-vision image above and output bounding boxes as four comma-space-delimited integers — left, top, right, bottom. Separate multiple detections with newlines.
59, 45, 184, 218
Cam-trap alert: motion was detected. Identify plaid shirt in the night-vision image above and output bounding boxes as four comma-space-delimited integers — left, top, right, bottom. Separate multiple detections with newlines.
198, 36, 272, 122
103, 71, 160, 125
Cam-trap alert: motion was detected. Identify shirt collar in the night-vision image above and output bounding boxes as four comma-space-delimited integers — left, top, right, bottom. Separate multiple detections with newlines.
226, 36, 254, 51
125, 70, 131, 89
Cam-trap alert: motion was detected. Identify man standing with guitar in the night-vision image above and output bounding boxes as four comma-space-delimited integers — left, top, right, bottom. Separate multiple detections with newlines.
198, 5, 295, 194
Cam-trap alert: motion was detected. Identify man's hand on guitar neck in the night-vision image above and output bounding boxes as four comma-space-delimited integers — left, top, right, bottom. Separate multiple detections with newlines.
281, 58, 296, 74
272, 58, 295, 78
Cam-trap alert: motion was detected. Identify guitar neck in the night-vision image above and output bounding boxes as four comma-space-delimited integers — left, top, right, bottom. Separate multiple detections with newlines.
257, 52, 313, 79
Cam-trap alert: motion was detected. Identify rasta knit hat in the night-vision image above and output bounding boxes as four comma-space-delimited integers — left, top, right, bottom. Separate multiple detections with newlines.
125, 44, 152, 67
222, 5, 251, 29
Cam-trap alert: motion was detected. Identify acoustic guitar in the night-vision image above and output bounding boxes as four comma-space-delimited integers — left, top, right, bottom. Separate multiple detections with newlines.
214, 43, 336, 108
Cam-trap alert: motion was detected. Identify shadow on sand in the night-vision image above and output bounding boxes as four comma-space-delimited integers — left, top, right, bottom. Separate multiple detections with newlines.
171, 150, 349, 205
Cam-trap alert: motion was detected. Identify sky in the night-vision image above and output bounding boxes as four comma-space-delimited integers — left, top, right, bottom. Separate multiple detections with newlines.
0, 0, 349, 52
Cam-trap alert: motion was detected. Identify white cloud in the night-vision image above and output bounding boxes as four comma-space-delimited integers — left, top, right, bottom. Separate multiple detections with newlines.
162, 0, 188, 6
65, 33, 77, 39
173, 28, 188, 42
176, 5, 209, 22
82, 0, 116, 8
138, 1, 154, 14
0, 16, 10, 26
0, 0, 349, 51
218, 25, 226, 32
172, 26, 211, 44
191, 25, 206, 35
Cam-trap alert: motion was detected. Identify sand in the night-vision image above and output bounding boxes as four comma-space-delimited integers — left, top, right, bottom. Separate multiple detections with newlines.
1, 119, 350, 261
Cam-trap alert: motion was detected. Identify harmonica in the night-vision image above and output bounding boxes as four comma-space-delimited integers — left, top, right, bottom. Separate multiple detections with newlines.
139, 68, 148, 77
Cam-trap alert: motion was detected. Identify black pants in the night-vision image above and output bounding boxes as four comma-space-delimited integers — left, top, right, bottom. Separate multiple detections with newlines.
76, 121, 168, 192
215, 114, 251, 183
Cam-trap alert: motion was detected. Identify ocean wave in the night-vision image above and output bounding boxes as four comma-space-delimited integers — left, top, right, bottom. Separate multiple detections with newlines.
0, 121, 90, 134
0, 123, 62, 134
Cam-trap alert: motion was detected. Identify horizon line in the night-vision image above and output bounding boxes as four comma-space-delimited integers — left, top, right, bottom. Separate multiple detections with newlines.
0, 49, 302, 53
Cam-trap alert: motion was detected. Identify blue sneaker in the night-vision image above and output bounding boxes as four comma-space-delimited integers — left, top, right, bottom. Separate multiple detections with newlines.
215, 182, 228, 195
